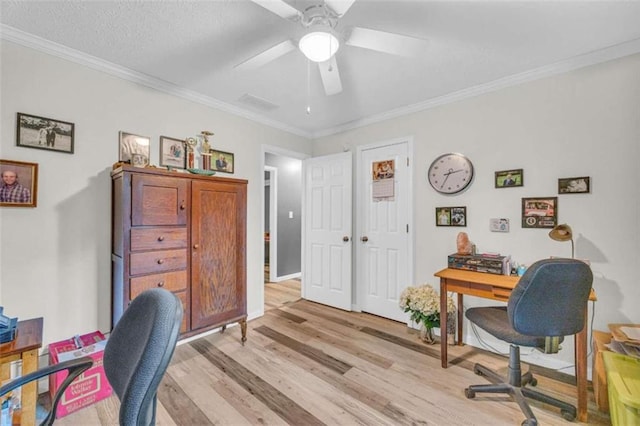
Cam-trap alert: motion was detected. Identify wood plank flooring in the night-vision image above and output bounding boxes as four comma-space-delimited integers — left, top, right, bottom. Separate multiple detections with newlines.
53, 281, 611, 425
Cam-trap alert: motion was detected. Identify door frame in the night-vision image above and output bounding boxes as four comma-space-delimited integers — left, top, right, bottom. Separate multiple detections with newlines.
261, 145, 310, 284
264, 166, 278, 282
354, 136, 415, 314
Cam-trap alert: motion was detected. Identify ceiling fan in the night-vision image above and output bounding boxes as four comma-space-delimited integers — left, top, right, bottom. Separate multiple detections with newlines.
235, 0, 428, 96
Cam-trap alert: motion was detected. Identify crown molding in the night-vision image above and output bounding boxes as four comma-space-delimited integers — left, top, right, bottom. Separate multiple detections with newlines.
3, 24, 639, 141
0, 25, 312, 139
313, 37, 640, 138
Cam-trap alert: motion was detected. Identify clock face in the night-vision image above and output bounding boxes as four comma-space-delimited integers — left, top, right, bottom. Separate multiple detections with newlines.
428, 153, 474, 194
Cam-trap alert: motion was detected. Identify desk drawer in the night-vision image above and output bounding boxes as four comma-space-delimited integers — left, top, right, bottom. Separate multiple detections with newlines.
130, 249, 187, 276
130, 270, 187, 298
131, 227, 187, 251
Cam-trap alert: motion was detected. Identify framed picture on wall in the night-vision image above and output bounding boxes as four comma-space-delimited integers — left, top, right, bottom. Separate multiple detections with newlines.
16, 112, 75, 154
0, 159, 38, 208
558, 176, 590, 194
211, 149, 234, 174
436, 206, 467, 227
495, 169, 523, 188
521, 197, 557, 228
159, 136, 186, 169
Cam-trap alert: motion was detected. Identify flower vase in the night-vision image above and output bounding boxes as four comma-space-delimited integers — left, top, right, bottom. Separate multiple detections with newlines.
419, 324, 436, 344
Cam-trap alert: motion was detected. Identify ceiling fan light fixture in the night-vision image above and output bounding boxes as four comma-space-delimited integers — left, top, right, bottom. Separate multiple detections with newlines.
299, 31, 339, 62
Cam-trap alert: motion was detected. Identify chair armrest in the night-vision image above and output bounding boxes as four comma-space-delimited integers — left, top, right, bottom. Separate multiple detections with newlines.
0, 356, 93, 425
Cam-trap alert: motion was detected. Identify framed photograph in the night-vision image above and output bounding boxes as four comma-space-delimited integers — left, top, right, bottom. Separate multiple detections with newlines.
16, 112, 75, 154
558, 176, 590, 194
522, 197, 557, 228
159, 136, 186, 169
495, 169, 523, 188
119, 131, 150, 167
436, 206, 466, 227
211, 149, 234, 174
1, 159, 38, 208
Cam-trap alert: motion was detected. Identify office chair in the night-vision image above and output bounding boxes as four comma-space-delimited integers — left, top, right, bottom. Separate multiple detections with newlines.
463, 258, 593, 426
0, 288, 182, 426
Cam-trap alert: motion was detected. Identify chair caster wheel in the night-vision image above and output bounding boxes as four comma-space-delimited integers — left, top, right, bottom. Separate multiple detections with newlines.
464, 388, 475, 399
473, 367, 483, 376
561, 410, 576, 422
530, 377, 538, 387
521, 418, 537, 426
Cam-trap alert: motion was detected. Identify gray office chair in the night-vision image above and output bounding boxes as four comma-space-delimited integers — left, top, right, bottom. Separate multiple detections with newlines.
464, 258, 593, 426
0, 288, 182, 426
104, 288, 183, 426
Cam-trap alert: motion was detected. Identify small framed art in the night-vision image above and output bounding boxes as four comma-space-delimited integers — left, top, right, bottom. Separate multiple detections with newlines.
558, 176, 590, 194
436, 206, 466, 227
522, 197, 557, 228
159, 136, 186, 169
119, 131, 150, 167
495, 169, 523, 188
211, 149, 234, 174
0, 159, 38, 208
16, 112, 75, 154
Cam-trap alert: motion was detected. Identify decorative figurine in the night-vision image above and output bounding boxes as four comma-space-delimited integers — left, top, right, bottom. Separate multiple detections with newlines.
185, 137, 197, 169
200, 131, 214, 154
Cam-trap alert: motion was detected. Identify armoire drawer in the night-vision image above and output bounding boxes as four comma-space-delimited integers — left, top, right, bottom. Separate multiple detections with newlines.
130, 270, 187, 298
130, 249, 187, 276
130, 227, 187, 251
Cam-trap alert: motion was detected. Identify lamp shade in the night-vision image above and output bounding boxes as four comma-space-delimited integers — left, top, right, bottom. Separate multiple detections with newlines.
549, 224, 573, 242
299, 31, 339, 62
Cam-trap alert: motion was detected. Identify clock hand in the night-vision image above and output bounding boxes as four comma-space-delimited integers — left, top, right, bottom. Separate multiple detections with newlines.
444, 168, 464, 175
440, 173, 450, 189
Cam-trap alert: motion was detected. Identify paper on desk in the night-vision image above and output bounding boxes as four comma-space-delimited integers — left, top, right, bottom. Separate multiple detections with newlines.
607, 340, 640, 359
620, 326, 640, 341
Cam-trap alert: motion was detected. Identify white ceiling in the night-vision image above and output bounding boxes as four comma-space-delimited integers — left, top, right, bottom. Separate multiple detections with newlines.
2, 1, 640, 138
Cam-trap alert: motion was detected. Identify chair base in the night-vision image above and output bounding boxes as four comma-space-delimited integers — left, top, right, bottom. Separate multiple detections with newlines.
464, 345, 576, 425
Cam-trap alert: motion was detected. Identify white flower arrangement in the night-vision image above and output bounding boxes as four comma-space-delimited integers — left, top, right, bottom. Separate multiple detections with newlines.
399, 284, 456, 329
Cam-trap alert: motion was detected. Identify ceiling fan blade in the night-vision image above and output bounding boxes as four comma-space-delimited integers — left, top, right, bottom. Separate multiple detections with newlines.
250, 0, 300, 20
324, 0, 356, 17
234, 40, 296, 71
346, 27, 427, 57
318, 57, 342, 96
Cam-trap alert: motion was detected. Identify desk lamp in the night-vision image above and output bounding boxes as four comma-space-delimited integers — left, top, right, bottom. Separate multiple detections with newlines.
549, 224, 574, 258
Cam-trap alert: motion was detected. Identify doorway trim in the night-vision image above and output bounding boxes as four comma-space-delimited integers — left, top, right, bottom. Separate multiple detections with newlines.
261, 144, 310, 284
264, 166, 278, 282
354, 136, 415, 314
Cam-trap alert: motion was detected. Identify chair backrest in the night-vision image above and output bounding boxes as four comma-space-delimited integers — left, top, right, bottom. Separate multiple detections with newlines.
103, 288, 183, 426
508, 258, 593, 337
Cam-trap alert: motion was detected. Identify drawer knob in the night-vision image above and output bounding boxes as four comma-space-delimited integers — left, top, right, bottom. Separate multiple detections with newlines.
180, 201, 186, 210
158, 236, 165, 242
157, 281, 165, 287
193, 244, 199, 250
157, 259, 165, 264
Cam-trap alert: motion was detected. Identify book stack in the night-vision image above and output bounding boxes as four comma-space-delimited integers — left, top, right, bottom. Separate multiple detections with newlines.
607, 324, 640, 359
447, 253, 511, 275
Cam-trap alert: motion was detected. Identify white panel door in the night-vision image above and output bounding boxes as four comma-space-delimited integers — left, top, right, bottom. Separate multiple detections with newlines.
302, 151, 352, 310
358, 141, 412, 322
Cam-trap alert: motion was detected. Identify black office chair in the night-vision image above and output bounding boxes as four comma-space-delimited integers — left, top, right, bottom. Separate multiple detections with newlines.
0, 288, 182, 425
464, 258, 593, 426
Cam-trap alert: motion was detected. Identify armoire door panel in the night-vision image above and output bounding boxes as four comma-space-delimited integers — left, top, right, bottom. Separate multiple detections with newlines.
131, 174, 188, 226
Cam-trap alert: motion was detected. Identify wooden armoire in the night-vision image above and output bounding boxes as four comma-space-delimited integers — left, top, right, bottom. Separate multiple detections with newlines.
111, 165, 247, 341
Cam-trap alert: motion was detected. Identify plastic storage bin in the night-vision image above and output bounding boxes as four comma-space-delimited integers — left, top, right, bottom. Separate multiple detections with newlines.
602, 351, 640, 426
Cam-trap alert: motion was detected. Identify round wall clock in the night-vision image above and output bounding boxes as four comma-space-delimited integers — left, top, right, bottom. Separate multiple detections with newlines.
427, 153, 474, 194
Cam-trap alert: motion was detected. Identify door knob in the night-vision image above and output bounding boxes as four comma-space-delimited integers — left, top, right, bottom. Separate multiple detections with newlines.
343, 236, 350, 242
361, 236, 368, 242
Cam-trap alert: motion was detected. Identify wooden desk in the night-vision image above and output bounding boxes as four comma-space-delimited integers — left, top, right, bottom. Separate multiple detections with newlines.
0, 317, 43, 426
434, 268, 596, 423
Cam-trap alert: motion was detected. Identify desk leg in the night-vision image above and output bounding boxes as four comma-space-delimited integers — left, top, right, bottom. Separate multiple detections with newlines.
575, 311, 588, 422
456, 293, 463, 346
440, 279, 448, 368
20, 349, 38, 426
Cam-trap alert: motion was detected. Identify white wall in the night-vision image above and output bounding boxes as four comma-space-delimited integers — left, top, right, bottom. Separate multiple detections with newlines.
314, 53, 640, 369
0, 41, 311, 345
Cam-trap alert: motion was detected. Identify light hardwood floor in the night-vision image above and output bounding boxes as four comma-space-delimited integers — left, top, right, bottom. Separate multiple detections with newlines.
52, 280, 610, 425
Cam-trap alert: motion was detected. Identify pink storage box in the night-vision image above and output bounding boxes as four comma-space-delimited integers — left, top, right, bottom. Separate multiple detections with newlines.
48, 331, 113, 418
